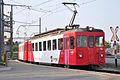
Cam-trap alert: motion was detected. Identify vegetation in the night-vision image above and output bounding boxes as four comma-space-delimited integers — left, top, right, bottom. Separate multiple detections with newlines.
105, 41, 120, 53
104, 41, 111, 49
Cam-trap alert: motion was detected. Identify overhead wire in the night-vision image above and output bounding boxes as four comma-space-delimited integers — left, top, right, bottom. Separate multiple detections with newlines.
29, 8, 48, 13
40, 3, 61, 9
14, 20, 34, 24
14, 8, 26, 15
10, 0, 22, 4
33, 0, 55, 7
79, 0, 96, 6
40, 0, 97, 19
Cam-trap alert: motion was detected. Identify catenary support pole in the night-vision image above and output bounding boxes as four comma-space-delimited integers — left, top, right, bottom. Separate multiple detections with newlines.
39, 18, 41, 34
0, 0, 4, 63
10, 5, 13, 59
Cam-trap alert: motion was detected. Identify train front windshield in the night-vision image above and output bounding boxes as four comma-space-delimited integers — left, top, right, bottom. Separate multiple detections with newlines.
95, 36, 104, 47
77, 36, 87, 48
77, 36, 104, 48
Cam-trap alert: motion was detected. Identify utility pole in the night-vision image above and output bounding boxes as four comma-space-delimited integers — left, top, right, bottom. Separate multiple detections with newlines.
0, 0, 4, 63
39, 18, 41, 34
4, 3, 31, 59
10, 5, 13, 59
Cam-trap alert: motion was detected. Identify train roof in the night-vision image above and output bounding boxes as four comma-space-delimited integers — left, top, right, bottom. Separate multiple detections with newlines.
32, 28, 65, 39
32, 27, 103, 39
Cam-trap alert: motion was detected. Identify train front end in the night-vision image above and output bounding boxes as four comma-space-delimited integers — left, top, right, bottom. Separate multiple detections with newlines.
75, 28, 105, 66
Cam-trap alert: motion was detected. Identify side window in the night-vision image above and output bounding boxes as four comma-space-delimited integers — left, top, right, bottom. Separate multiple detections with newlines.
77, 36, 87, 47
58, 38, 63, 50
35, 42, 38, 51
47, 40, 51, 51
88, 36, 94, 48
32, 43, 34, 51
43, 41, 46, 51
52, 39, 57, 50
39, 42, 42, 51
70, 37, 74, 49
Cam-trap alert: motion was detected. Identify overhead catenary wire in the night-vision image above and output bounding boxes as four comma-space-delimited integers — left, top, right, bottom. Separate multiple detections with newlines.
10, 0, 22, 4
79, 0, 96, 6
33, 0, 55, 7
39, 5, 66, 18
14, 20, 34, 24
14, 8, 26, 15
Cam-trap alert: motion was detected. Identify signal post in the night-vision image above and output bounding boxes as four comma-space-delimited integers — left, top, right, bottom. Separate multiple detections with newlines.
110, 26, 119, 67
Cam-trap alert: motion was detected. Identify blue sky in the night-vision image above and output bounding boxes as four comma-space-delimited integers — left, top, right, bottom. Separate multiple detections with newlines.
4, 0, 120, 42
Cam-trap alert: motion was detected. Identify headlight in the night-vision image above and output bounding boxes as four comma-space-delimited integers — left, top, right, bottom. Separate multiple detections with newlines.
79, 54, 83, 58
100, 54, 104, 57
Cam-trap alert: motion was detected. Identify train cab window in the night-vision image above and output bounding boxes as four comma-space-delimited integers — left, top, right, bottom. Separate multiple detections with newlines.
35, 43, 38, 51
70, 37, 74, 49
47, 40, 51, 51
58, 38, 63, 50
77, 36, 87, 47
96, 36, 104, 47
32, 43, 34, 51
52, 39, 57, 50
43, 41, 46, 51
88, 36, 94, 48
39, 42, 42, 51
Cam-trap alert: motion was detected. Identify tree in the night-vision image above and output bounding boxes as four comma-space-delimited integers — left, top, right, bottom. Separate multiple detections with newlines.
104, 41, 111, 49
116, 43, 120, 53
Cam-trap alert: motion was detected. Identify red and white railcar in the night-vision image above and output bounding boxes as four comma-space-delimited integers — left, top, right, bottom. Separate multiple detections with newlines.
18, 27, 105, 66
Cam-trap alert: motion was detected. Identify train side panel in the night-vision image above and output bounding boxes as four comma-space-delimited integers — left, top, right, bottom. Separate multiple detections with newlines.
18, 43, 24, 60
30, 34, 63, 64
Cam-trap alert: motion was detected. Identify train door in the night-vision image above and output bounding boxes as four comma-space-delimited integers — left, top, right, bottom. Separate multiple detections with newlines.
28, 41, 34, 62
63, 37, 69, 66
88, 36, 95, 64
24, 42, 28, 61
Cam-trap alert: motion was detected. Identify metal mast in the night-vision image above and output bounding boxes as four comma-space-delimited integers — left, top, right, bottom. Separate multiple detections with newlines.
0, 0, 4, 62
4, 3, 31, 59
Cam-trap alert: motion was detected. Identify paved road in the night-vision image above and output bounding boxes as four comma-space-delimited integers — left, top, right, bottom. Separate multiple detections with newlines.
0, 60, 120, 80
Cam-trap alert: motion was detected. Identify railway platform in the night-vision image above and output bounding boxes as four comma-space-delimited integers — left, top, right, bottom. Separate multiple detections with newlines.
0, 65, 12, 72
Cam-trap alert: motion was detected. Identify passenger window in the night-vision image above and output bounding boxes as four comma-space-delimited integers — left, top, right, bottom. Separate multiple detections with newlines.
77, 36, 87, 47
70, 37, 74, 49
39, 42, 42, 51
88, 36, 94, 48
53, 39, 57, 50
43, 41, 46, 51
32, 43, 34, 51
35, 43, 38, 51
47, 40, 51, 51
58, 38, 63, 50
